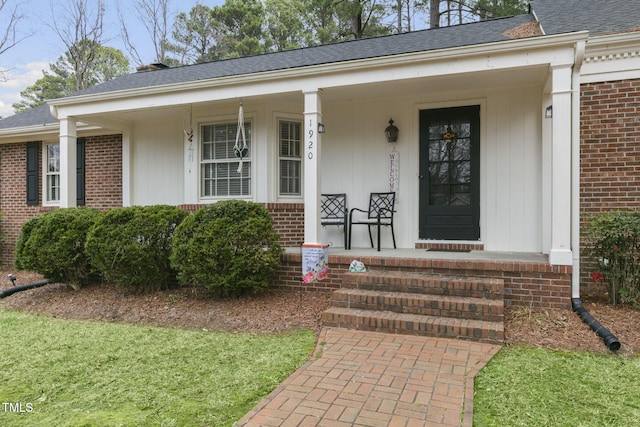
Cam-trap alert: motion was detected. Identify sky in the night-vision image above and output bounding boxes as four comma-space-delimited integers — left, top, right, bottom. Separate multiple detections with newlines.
0, 0, 225, 118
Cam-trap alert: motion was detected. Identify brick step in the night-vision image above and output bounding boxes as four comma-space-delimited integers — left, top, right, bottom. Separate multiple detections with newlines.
331, 288, 503, 322
321, 307, 504, 344
341, 271, 504, 300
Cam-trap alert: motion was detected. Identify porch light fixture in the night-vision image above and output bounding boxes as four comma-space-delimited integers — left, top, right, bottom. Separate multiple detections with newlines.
318, 122, 326, 133
385, 118, 399, 143
545, 105, 553, 119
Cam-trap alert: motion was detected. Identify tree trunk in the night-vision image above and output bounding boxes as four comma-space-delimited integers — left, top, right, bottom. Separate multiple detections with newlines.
430, 0, 440, 28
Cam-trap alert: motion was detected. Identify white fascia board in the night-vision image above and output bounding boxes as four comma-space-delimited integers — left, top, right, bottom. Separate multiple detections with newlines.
0, 124, 60, 142
0, 122, 105, 143
50, 31, 587, 118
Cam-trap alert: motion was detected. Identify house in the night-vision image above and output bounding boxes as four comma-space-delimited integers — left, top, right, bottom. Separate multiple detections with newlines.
0, 0, 638, 310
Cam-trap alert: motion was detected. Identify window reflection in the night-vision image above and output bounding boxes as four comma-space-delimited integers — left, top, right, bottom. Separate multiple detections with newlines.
427, 121, 472, 206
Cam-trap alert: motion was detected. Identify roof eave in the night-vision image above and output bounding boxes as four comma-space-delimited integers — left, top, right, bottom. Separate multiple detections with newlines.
0, 124, 59, 141
586, 30, 640, 48
49, 31, 589, 108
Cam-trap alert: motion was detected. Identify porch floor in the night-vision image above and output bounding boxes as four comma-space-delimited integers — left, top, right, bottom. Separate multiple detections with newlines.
286, 246, 548, 264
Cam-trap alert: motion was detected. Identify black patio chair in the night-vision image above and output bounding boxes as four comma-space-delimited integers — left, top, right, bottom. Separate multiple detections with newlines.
348, 192, 396, 251
321, 193, 348, 248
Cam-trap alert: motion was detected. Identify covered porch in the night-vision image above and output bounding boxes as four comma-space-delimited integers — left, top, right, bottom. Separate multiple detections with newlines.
44, 30, 585, 310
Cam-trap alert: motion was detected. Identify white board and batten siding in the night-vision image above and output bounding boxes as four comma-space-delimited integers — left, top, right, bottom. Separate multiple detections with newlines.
128, 84, 545, 254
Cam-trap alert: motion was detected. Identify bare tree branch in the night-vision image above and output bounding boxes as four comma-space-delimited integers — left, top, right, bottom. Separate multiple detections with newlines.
119, 0, 172, 67
0, 0, 33, 81
49, 0, 105, 91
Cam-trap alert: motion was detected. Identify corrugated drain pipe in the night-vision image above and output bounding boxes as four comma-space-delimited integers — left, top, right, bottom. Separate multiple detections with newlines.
572, 298, 621, 352
0, 279, 53, 299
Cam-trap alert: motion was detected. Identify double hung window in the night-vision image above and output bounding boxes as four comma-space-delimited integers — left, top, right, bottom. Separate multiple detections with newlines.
278, 120, 302, 196
200, 122, 251, 197
46, 144, 61, 202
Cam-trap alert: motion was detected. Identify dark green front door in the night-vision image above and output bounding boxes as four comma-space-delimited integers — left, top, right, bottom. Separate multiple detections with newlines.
419, 106, 480, 240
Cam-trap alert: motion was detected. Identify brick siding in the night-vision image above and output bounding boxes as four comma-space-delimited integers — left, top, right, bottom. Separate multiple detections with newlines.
0, 135, 123, 267
580, 78, 640, 294
265, 203, 305, 247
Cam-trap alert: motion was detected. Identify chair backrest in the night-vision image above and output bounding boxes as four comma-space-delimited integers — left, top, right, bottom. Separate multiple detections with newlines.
321, 193, 347, 220
368, 192, 395, 219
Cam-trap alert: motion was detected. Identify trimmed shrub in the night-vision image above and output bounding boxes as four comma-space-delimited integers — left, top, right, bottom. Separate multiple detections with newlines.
85, 205, 189, 292
14, 208, 102, 289
14, 214, 44, 272
170, 200, 283, 296
587, 210, 640, 306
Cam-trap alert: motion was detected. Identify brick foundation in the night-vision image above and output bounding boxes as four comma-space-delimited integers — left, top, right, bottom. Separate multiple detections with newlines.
275, 252, 572, 309
580, 78, 640, 295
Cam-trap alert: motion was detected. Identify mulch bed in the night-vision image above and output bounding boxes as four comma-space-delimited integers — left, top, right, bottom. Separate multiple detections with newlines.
1, 271, 639, 355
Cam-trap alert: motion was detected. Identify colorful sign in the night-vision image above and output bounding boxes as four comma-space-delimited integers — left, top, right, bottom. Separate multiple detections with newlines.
301, 243, 329, 283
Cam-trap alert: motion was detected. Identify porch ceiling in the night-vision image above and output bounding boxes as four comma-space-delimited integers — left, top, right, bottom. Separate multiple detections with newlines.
320, 65, 549, 103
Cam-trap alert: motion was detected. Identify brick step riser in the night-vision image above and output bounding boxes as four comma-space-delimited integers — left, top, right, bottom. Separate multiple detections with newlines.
331, 293, 503, 322
340, 281, 502, 300
321, 310, 503, 344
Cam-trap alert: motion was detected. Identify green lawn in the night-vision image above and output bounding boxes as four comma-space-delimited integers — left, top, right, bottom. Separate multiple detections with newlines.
0, 310, 316, 427
474, 346, 640, 426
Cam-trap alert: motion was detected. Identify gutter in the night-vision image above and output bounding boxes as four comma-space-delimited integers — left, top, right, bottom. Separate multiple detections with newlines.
571, 40, 585, 300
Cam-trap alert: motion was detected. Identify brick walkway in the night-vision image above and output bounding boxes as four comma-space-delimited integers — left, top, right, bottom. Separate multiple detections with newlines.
236, 329, 501, 427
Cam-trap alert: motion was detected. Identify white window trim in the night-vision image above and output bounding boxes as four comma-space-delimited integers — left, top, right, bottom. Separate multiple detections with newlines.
277, 118, 303, 197
42, 143, 60, 206
275, 113, 304, 201
198, 118, 254, 201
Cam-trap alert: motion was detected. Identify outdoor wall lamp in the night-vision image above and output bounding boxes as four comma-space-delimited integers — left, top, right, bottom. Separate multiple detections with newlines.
318, 123, 326, 133
385, 118, 399, 143
545, 105, 553, 119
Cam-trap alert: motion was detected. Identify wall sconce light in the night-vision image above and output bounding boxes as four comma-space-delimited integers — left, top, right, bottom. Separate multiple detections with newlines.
385, 118, 399, 143
545, 105, 553, 119
318, 123, 326, 133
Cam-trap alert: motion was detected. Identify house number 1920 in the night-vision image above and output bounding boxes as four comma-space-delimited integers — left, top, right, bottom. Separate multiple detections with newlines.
307, 121, 315, 160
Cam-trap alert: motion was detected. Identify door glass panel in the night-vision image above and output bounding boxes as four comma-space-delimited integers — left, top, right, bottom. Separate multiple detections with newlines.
451, 161, 471, 184
427, 120, 472, 206
429, 185, 449, 206
429, 162, 448, 184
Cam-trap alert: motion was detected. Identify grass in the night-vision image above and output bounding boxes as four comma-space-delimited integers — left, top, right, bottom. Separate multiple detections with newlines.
0, 309, 317, 427
474, 346, 640, 426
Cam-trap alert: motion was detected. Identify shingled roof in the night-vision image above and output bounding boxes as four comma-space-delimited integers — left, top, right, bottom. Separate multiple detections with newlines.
0, 104, 57, 130
2, 0, 638, 131
0, 14, 538, 130
531, 0, 640, 36
71, 14, 536, 98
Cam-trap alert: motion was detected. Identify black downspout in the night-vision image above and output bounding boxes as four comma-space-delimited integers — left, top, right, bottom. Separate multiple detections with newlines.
572, 298, 621, 352
0, 280, 53, 299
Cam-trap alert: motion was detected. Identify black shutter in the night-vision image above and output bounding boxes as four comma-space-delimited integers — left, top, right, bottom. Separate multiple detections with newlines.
77, 138, 86, 205
26, 142, 39, 205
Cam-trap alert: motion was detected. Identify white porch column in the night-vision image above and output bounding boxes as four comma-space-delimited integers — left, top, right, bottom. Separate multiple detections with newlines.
303, 90, 323, 244
549, 65, 573, 265
122, 130, 132, 207
59, 117, 77, 208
